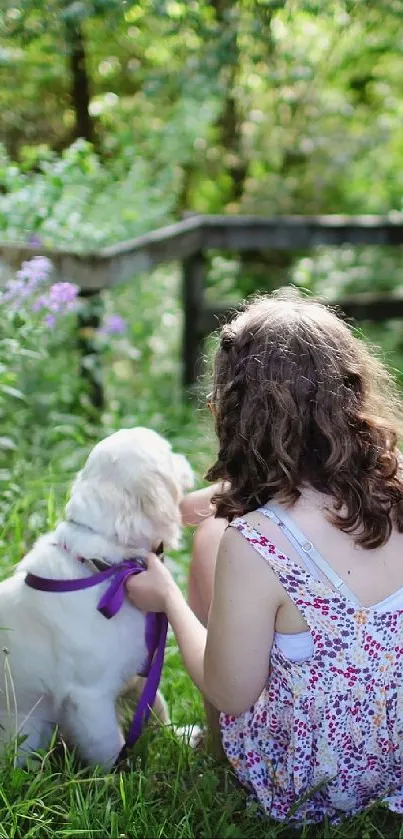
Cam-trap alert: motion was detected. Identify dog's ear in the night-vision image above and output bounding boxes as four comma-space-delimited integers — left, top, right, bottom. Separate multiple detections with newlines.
65, 439, 193, 551
65, 477, 115, 534
124, 469, 183, 549
66, 471, 183, 550
66, 478, 143, 546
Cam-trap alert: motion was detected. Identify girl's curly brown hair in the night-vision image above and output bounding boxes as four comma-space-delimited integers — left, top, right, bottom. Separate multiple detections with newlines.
206, 289, 403, 548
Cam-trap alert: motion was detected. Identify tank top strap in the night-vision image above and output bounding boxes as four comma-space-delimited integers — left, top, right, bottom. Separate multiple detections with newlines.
229, 516, 307, 583
261, 502, 362, 608
228, 515, 361, 637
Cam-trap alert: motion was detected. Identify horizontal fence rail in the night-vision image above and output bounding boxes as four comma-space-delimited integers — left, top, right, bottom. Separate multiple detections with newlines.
2, 214, 403, 288
1, 213, 403, 400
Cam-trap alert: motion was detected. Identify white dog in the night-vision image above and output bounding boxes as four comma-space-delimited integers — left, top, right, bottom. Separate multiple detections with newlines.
0, 428, 193, 768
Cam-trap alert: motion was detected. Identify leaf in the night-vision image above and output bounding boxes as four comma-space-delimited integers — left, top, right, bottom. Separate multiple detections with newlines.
0, 437, 16, 450
0, 385, 26, 401
17, 347, 43, 360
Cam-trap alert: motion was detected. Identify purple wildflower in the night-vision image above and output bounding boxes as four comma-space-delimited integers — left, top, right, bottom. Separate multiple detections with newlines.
31, 294, 49, 312
3, 256, 53, 308
17, 256, 52, 287
47, 282, 79, 312
1, 258, 79, 328
2, 278, 26, 304
101, 314, 126, 335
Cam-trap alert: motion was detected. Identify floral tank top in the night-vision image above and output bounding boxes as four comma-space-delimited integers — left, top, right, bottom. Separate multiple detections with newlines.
219, 503, 403, 824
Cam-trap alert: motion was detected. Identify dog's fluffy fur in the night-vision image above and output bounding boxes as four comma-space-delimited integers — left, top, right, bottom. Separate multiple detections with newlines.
0, 428, 193, 768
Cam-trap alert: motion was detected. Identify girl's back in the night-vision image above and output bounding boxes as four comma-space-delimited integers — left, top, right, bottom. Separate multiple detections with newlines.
246, 487, 403, 630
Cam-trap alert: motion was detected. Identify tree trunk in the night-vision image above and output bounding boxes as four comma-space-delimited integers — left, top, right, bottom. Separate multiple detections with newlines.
210, 0, 246, 207
65, 19, 95, 144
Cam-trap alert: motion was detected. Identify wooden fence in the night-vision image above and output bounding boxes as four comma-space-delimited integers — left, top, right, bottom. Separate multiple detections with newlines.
2, 214, 403, 405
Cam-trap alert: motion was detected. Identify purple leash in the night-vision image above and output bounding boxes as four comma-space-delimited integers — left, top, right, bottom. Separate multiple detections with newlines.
25, 558, 168, 756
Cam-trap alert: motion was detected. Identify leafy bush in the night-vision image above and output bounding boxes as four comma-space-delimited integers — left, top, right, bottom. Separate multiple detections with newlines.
0, 140, 178, 249
0, 251, 214, 567
0, 255, 86, 482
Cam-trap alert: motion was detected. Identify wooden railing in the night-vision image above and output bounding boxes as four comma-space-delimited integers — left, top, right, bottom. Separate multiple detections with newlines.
2, 214, 403, 405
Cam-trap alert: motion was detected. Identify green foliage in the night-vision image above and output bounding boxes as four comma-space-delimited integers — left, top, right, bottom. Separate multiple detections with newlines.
0, 264, 88, 542
2, 0, 403, 220
0, 140, 178, 247
2, 2, 403, 835
0, 256, 213, 562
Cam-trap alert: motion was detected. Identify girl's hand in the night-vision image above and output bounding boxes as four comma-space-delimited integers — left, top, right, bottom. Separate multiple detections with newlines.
125, 552, 177, 614
180, 486, 216, 526
180, 482, 230, 526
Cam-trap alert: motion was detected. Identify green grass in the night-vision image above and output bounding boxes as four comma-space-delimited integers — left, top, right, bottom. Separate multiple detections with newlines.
1, 727, 403, 839
2, 266, 403, 837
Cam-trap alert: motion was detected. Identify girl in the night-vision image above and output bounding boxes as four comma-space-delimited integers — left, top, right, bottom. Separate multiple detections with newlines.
126, 291, 403, 824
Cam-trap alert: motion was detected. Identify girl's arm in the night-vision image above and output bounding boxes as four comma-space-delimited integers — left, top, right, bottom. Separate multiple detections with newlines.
202, 526, 277, 715
125, 527, 278, 716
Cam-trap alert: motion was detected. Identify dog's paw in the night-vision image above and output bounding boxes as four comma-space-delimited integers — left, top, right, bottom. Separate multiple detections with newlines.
173, 724, 204, 750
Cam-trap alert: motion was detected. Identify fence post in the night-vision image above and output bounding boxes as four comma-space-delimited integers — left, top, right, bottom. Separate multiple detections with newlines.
77, 289, 104, 411
182, 251, 206, 389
